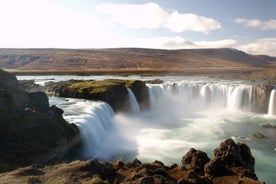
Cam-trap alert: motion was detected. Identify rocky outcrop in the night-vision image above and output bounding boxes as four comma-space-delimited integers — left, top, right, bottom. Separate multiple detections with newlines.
182, 148, 210, 176
0, 69, 81, 172
204, 139, 257, 180
44, 79, 150, 112
0, 139, 264, 184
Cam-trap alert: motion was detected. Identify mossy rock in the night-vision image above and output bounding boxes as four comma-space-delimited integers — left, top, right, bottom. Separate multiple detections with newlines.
46, 79, 149, 112
252, 132, 266, 139
65, 80, 129, 111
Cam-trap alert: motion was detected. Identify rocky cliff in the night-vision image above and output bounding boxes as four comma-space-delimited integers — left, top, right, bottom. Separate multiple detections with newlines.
0, 69, 81, 172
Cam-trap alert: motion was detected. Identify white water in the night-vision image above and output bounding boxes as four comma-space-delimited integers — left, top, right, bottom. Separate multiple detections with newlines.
147, 82, 254, 113
127, 88, 140, 112
268, 89, 276, 116
20, 75, 276, 183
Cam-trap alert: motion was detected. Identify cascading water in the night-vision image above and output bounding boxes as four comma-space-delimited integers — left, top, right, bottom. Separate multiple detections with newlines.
268, 89, 276, 116
147, 82, 254, 112
49, 97, 115, 159
76, 102, 114, 158
127, 88, 140, 112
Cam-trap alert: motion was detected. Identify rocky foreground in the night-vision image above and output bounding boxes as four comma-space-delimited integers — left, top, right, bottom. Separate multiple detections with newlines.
0, 139, 264, 184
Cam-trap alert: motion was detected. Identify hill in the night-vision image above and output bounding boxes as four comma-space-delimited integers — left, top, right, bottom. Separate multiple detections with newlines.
0, 48, 275, 71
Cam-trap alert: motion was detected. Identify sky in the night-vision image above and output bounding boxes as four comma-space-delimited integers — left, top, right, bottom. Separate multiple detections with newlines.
0, 0, 275, 56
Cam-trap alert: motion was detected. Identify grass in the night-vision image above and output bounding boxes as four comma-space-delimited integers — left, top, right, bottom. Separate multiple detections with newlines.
67, 80, 125, 94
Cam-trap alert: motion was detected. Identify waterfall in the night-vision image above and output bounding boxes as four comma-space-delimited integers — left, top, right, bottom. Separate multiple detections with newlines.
147, 82, 254, 112
75, 101, 115, 158
127, 88, 140, 112
268, 89, 276, 116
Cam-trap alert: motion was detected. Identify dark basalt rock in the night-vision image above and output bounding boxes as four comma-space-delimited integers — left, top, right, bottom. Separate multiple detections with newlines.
182, 148, 210, 176
0, 69, 81, 172
204, 138, 256, 180
0, 69, 18, 89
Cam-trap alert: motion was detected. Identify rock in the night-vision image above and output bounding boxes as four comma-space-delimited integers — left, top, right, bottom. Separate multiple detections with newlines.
27, 92, 50, 113
252, 132, 266, 139
145, 79, 163, 84
18, 80, 44, 93
261, 123, 276, 128
204, 138, 256, 180
0, 139, 264, 183
44, 79, 150, 112
182, 148, 210, 175
0, 69, 18, 89
0, 69, 81, 172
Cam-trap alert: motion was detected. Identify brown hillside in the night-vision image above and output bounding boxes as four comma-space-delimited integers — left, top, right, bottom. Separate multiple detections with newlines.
0, 48, 275, 71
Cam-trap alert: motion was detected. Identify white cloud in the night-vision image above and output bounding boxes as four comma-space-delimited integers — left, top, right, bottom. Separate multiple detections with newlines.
234, 18, 276, 30
236, 38, 276, 56
96, 3, 166, 29
96, 3, 221, 34
164, 12, 221, 34
194, 39, 237, 48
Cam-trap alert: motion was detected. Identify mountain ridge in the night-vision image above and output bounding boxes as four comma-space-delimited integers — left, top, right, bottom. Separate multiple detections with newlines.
0, 48, 275, 71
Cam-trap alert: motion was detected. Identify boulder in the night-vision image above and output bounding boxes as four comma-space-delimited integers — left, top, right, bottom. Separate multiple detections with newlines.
252, 132, 266, 139
204, 138, 256, 180
182, 148, 210, 176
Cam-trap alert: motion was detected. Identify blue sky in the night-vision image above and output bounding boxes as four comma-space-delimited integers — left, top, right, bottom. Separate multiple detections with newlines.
0, 0, 275, 56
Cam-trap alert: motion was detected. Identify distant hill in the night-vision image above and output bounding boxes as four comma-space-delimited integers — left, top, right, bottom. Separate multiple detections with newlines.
0, 48, 275, 71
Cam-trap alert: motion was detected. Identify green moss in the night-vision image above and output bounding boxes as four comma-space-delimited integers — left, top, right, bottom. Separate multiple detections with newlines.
67, 79, 130, 95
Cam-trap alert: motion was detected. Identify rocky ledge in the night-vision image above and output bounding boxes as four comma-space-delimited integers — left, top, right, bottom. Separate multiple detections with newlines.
0, 69, 81, 172
0, 139, 264, 184
44, 79, 150, 112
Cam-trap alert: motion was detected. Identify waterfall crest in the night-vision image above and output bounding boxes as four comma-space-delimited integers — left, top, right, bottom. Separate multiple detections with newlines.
268, 89, 276, 116
147, 82, 254, 112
